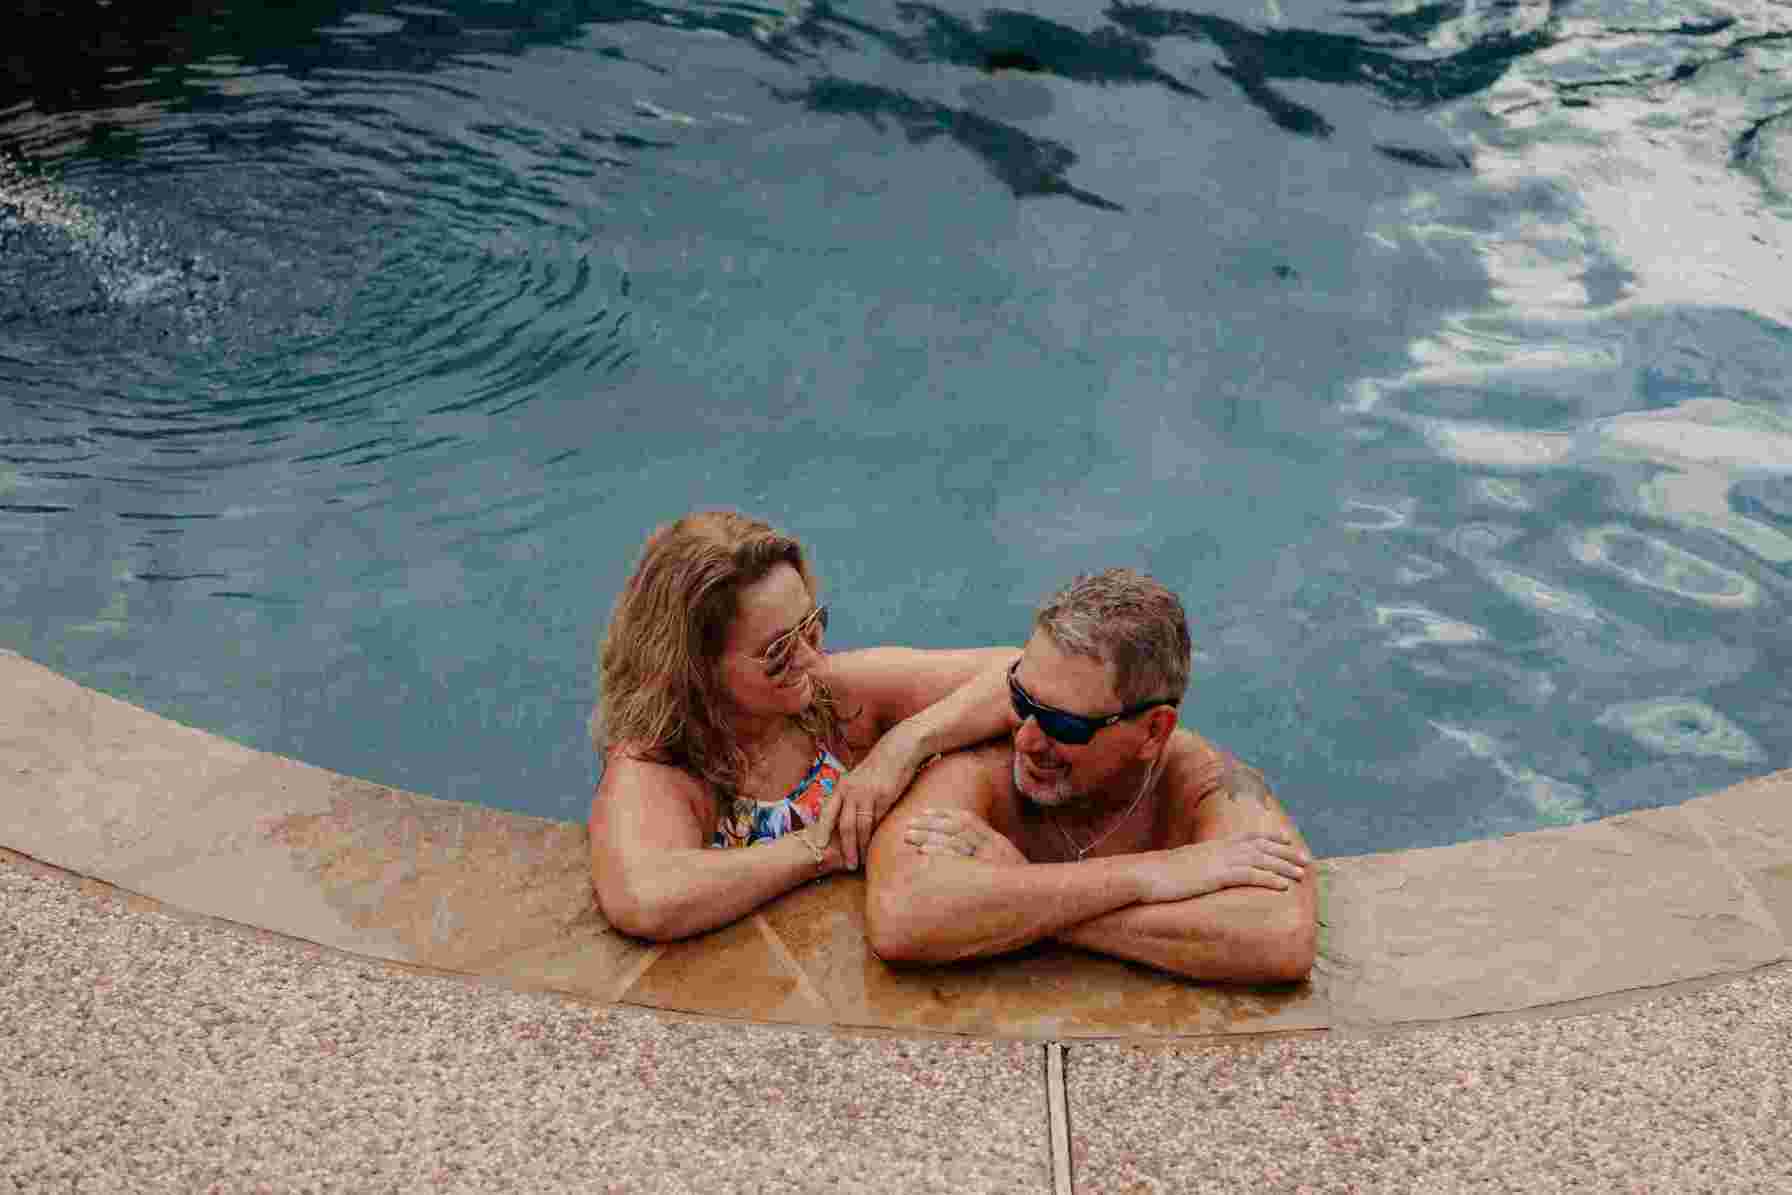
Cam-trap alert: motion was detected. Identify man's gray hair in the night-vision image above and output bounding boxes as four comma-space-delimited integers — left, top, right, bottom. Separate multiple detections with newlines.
1033, 568, 1192, 706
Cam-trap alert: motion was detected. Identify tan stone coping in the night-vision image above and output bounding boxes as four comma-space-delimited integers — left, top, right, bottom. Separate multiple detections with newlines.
5, 648, 1789, 1039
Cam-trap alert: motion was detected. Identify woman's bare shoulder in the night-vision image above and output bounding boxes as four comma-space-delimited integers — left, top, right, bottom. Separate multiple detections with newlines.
592, 743, 711, 824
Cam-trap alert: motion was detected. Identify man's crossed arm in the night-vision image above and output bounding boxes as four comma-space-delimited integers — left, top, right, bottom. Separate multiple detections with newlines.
863, 743, 1317, 984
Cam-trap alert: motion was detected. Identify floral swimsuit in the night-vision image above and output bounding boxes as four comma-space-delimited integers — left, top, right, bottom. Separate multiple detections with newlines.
710, 747, 845, 849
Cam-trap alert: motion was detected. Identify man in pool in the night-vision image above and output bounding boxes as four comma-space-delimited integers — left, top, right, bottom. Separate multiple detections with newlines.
865, 569, 1316, 984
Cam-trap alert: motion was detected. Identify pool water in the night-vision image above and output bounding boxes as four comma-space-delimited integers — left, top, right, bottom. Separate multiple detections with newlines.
3, 0, 1789, 858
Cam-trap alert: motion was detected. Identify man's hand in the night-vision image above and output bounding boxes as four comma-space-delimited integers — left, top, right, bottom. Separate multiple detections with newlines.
901, 808, 1029, 866
1131, 832, 1309, 903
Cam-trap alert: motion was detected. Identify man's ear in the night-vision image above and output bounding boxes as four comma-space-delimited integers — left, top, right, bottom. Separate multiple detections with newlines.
1139, 706, 1178, 757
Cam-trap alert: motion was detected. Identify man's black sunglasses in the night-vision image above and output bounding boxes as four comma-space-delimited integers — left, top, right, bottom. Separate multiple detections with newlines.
1007, 661, 1177, 746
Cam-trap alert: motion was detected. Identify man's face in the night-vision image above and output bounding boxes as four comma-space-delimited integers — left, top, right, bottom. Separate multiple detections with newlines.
1008, 631, 1153, 809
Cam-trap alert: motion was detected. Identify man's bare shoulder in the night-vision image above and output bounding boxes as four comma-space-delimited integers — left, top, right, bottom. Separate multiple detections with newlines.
1217, 753, 1288, 814
868, 741, 1013, 880
1162, 731, 1296, 843
901, 740, 1013, 817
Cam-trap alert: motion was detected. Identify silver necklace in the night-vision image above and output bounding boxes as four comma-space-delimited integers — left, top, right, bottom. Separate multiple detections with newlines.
1051, 751, 1165, 861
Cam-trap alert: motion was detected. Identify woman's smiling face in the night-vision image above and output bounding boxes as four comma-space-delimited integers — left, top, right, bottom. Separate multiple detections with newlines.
718, 562, 824, 719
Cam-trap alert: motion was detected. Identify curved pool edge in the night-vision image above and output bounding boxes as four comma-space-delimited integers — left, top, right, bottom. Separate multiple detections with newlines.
4, 647, 1788, 1040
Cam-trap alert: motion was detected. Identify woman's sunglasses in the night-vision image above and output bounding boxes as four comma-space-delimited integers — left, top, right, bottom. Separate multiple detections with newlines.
756, 605, 828, 679
1007, 661, 1177, 746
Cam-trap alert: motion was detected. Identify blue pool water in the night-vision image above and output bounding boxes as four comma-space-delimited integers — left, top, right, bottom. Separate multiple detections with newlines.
3, 0, 1789, 858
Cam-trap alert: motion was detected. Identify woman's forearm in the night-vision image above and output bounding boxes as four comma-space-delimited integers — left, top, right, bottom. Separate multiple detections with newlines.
896, 654, 1020, 764
599, 833, 825, 941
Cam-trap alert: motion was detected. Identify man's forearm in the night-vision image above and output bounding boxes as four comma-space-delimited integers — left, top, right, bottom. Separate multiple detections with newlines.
867, 853, 1146, 964
1052, 886, 1315, 983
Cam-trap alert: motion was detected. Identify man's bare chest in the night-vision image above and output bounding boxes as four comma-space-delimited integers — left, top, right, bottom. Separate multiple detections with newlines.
1001, 802, 1167, 865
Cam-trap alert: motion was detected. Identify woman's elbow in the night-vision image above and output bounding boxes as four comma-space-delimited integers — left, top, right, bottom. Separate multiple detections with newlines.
595, 889, 654, 940
594, 875, 685, 942
608, 908, 675, 942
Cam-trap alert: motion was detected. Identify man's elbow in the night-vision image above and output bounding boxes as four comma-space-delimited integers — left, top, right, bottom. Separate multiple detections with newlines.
864, 877, 943, 964
863, 881, 916, 962
1256, 915, 1317, 984
1190, 910, 1315, 985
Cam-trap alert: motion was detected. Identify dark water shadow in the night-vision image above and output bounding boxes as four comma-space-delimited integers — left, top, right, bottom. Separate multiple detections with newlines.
1106, 1, 1553, 138
4, 0, 675, 133
777, 77, 1124, 211
891, 5, 1206, 98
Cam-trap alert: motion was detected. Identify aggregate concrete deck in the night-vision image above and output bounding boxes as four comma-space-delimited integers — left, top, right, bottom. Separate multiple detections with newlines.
4, 647, 1791, 1190
0, 854, 1050, 1193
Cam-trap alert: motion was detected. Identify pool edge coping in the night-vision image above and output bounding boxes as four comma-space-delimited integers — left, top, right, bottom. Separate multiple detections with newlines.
4, 646, 1789, 1042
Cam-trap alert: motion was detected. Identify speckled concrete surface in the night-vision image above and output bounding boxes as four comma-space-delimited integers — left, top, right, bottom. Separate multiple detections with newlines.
1069, 964, 1792, 1193
12, 855, 1792, 1195
0, 857, 1048, 1194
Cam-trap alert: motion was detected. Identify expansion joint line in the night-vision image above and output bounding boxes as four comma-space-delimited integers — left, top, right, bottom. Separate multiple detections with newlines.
1044, 1041, 1073, 1195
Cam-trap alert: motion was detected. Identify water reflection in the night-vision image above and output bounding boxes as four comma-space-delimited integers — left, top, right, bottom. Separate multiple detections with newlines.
1570, 526, 1760, 609
1431, 721, 1591, 827
1483, 564, 1601, 623
1596, 697, 1766, 764
1376, 606, 1487, 649
1108, 0, 1551, 137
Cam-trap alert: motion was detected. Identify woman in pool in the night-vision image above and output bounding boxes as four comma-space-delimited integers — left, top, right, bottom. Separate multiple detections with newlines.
589, 510, 1017, 941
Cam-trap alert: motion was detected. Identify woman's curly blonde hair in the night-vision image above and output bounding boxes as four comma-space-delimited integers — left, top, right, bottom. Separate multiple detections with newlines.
592, 510, 849, 802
